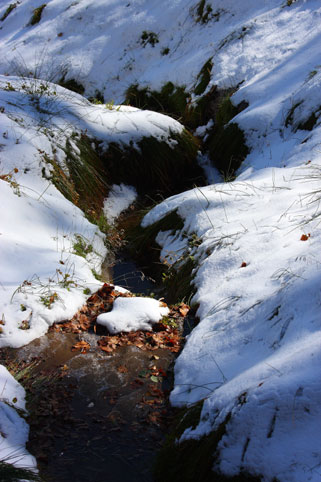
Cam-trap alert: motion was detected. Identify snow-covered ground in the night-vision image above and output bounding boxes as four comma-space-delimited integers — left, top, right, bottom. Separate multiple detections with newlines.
0, 365, 36, 471
1, 0, 321, 480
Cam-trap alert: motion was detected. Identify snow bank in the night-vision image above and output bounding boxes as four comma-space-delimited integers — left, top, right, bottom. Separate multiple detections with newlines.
97, 296, 169, 334
0, 365, 36, 470
0, 76, 184, 348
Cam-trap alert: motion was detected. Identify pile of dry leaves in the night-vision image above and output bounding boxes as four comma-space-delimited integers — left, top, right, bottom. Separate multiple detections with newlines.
50, 283, 189, 355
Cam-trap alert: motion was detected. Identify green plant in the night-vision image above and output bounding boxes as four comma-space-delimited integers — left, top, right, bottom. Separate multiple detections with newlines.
0, 460, 41, 481
194, 58, 213, 96
72, 234, 93, 258
101, 130, 203, 196
97, 212, 110, 234
0, 2, 19, 22
140, 31, 159, 47
307, 69, 318, 81
58, 76, 85, 95
29, 4, 46, 26
40, 292, 58, 308
91, 269, 102, 281
161, 47, 170, 56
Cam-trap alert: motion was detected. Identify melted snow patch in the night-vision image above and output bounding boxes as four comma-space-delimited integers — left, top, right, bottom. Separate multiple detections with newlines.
97, 297, 169, 334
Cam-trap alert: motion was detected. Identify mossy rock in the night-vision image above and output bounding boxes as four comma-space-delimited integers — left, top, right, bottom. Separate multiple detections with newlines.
100, 129, 204, 196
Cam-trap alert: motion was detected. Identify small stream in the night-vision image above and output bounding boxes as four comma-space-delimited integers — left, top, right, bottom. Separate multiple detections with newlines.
6, 255, 180, 482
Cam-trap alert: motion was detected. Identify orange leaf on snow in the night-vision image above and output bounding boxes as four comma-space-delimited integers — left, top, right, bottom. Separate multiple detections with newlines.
300, 234, 310, 241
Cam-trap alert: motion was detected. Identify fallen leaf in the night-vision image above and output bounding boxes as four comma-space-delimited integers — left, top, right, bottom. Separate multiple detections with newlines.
179, 303, 190, 317
71, 340, 90, 354
300, 234, 310, 241
150, 375, 160, 383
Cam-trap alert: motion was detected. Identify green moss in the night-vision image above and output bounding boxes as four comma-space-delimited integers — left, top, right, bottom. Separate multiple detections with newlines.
101, 130, 203, 196
207, 123, 249, 179
1, 3, 18, 22
215, 95, 239, 127
154, 404, 260, 482
163, 255, 197, 305
297, 111, 319, 131
0, 461, 41, 481
140, 30, 159, 47
58, 77, 85, 95
126, 82, 190, 120
285, 101, 302, 128
127, 209, 184, 262
29, 4, 46, 26
204, 94, 249, 178
161, 47, 170, 56
41, 134, 109, 224
63, 136, 109, 220
72, 234, 93, 258
194, 58, 213, 96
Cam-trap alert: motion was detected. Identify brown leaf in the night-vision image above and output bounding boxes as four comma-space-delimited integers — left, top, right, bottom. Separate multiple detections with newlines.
71, 340, 90, 354
300, 234, 310, 241
178, 303, 190, 317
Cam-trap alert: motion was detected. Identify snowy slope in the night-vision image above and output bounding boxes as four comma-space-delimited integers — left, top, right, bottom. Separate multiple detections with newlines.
0, 76, 184, 348
1, 0, 321, 480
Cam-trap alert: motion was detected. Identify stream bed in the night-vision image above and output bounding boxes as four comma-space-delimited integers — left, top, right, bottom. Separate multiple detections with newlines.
2, 256, 187, 481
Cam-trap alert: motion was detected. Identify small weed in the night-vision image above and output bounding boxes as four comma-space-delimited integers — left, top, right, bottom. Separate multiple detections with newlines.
161, 47, 170, 56
83, 287, 91, 295
72, 234, 93, 258
0, 168, 21, 196
91, 269, 102, 281
307, 70, 318, 81
29, 4, 46, 26
0, 2, 19, 22
88, 90, 104, 104
97, 212, 110, 234
40, 292, 58, 309
3, 81, 16, 91
140, 31, 159, 48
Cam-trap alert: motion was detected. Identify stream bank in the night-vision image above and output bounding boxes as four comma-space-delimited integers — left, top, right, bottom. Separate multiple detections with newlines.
1, 204, 197, 481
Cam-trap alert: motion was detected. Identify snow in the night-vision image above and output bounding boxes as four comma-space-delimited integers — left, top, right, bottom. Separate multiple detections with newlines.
0, 76, 183, 349
0, 365, 36, 470
96, 296, 169, 334
103, 184, 137, 224
1, 0, 321, 480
